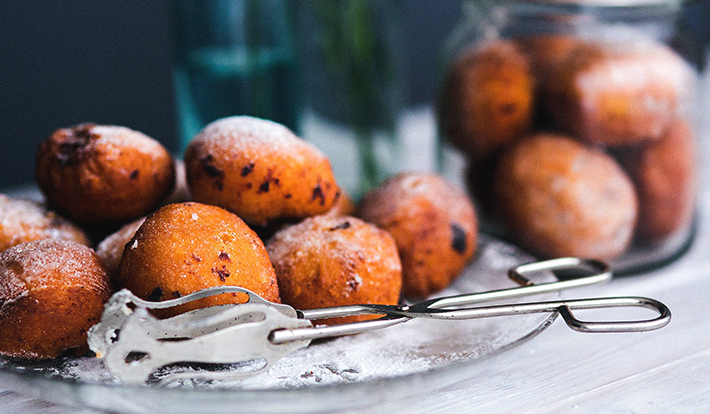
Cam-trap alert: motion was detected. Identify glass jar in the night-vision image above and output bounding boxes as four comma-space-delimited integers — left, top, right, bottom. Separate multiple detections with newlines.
171, 0, 299, 151
437, 0, 706, 273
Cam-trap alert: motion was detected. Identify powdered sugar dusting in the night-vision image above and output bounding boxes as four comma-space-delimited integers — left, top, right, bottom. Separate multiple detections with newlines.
267, 215, 402, 280
192, 116, 328, 162
87, 125, 168, 157
360, 173, 476, 225
0, 195, 89, 250
0, 236, 553, 391
0, 239, 110, 295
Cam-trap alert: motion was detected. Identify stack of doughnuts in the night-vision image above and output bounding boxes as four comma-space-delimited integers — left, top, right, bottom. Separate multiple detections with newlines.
0, 115, 481, 359
439, 37, 697, 261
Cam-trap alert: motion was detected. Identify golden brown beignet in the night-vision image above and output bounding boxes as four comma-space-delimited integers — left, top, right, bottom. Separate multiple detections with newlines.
359, 173, 477, 298
618, 119, 697, 241
267, 215, 401, 324
516, 35, 579, 81
36, 123, 176, 225
96, 217, 146, 284
0, 239, 111, 359
322, 190, 356, 218
494, 134, 638, 260
117, 202, 280, 317
438, 40, 534, 161
545, 41, 694, 146
184, 116, 339, 227
0, 195, 90, 252
515, 34, 580, 129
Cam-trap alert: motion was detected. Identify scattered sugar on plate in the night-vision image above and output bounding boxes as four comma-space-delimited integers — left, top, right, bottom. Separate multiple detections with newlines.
0, 236, 554, 391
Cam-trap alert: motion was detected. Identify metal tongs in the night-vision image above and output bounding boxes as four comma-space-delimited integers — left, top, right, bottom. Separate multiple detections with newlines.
88, 257, 670, 385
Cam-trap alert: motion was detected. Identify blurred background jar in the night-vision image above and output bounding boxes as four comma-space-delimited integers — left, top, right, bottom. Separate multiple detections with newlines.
171, 0, 299, 151
296, 0, 439, 201
437, 0, 707, 273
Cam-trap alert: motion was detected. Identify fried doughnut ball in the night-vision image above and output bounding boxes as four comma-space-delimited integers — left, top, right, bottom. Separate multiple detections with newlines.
323, 191, 356, 217
618, 119, 697, 241
36, 123, 176, 225
185, 116, 340, 227
117, 202, 280, 317
0, 195, 90, 252
358, 173, 477, 298
516, 35, 579, 81
96, 217, 146, 283
0, 239, 111, 359
266, 216, 401, 324
494, 134, 638, 260
545, 41, 695, 146
438, 40, 534, 161
515, 35, 579, 128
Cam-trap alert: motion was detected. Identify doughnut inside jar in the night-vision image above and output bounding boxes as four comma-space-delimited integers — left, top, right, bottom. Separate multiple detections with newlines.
494, 134, 638, 260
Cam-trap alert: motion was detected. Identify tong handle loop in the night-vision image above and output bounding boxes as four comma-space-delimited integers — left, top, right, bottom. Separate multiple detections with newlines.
558, 296, 671, 333
508, 257, 611, 288
404, 257, 611, 313
387, 296, 671, 334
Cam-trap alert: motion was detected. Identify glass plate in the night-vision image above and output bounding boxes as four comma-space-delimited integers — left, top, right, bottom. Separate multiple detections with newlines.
0, 236, 559, 414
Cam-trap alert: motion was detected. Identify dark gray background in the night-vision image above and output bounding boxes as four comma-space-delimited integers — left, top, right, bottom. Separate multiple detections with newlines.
0, 0, 707, 188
